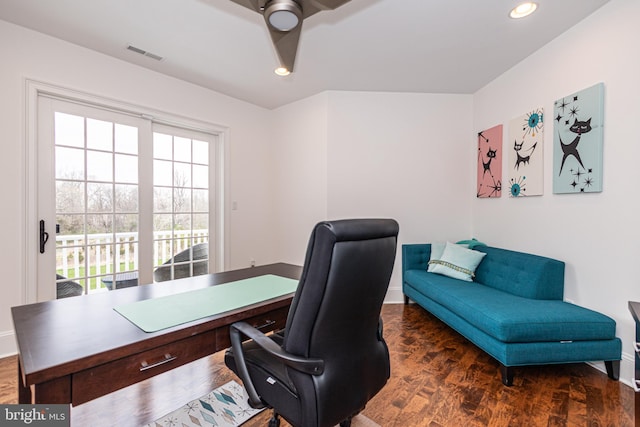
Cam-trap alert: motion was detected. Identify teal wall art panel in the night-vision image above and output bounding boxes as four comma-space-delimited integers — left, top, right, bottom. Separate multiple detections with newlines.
553, 83, 604, 193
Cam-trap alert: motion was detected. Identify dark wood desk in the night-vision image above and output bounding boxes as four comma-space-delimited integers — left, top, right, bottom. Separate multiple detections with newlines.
12, 263, 301, 406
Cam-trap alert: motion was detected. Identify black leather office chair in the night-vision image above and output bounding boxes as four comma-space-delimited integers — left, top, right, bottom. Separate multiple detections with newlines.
225, 219, 399, 427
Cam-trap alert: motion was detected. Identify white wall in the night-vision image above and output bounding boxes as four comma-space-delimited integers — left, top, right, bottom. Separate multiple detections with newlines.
325, 91, 474, 299
472, 0, 640, 385
269, 90, 474, 299
0, 20, 277, 356
271, 93, 329, 266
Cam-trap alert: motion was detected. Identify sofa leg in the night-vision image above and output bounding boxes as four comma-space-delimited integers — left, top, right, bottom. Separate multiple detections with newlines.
605, 360, 620, 380
500, 365, 514, 386
404, 295, 409, 305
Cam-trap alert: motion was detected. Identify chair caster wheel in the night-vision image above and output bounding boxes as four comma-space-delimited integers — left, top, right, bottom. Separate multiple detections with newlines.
268, 413, 281, 427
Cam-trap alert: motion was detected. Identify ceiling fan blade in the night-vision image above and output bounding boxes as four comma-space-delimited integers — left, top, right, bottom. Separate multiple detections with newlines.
229, 0, 351, 72
306, 0, 351, 11
267, 23, 302, 72
228, 0, 262, 13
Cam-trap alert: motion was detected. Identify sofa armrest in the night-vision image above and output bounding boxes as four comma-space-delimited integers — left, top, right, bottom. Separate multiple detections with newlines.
402, 244, 431, 279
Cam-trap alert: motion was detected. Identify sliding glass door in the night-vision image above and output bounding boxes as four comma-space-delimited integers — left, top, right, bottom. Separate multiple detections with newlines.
37, 96, 216, 300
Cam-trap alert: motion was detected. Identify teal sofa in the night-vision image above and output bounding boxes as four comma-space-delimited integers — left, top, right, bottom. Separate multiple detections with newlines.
402, 244, 622, 385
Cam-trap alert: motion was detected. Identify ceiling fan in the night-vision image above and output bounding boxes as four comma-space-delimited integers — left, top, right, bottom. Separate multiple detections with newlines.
229, 0, 351, 74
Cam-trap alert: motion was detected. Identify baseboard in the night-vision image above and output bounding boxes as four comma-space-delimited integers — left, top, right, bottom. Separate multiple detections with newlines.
587, 352, 635, 390
384, 285, 405, 304
0, 329, 17, 358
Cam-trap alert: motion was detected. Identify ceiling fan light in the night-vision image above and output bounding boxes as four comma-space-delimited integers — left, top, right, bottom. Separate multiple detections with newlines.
265, 0, 302, 31
269, 10, 299, 31
275, 66, 291, 76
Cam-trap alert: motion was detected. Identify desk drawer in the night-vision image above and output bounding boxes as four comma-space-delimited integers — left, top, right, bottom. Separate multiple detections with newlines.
216, 306, 289, 349
72, 330, 216, 406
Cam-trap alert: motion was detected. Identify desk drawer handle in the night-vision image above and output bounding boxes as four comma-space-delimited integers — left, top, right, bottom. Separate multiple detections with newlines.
254, 319, 276, 330
140, 353, 177, 372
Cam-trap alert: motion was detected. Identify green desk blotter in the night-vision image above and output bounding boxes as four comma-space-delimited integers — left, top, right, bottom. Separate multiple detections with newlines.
114, 274, 298, 332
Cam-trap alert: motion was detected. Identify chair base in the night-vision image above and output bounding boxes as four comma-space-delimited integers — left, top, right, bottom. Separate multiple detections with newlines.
268, 410, 354, 427
268, 412, 281, 427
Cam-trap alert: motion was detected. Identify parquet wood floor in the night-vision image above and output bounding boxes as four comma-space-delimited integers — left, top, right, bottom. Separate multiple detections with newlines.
0, 304, 634, 426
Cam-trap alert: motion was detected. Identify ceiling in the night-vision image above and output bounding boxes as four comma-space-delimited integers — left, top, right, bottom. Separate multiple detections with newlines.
0, 0, 610, 109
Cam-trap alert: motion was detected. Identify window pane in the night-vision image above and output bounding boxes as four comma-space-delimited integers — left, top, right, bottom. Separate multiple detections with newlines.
153, 213, 173, 234
174, 136, 191, 162
174, 214, 191, 233
87, 118, 113, 151
115, 184, 138, 212
154, 239, 172, 267
193, 140, 208, 165
193, 213, 208, 231
56, 214, 85, 238
154, 187, 172, 212
192, 260, 208, 277
174, 162, 191, 187
154, 160, 172, 186
87, 150, 113, 182
56, 181, 85, 213
87, 183, 113, 213
193, 189, 208, 212
173, 188, 191, 213
115, 214, 138, 234
56, 146, 84, 180
86, 214, 113, 234
192, 164, 208, 189
55, 112, 84, 147
153, 132, 172, 160
115, 124, 138, 154
115, 154, 138, 184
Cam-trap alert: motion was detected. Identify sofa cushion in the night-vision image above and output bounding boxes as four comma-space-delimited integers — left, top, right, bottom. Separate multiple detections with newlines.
426, 242, 446, 273
404, 269, 616, 343
428, 242, 486, 282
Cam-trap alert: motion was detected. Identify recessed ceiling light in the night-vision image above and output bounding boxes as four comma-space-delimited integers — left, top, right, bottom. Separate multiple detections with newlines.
274, 67, 291, 76
509, 2, 538, 19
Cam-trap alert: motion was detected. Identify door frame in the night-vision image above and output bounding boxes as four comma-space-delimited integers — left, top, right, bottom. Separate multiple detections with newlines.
24, 79, 229, 303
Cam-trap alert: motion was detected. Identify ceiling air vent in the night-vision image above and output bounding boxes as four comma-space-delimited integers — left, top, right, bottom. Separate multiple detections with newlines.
126, 45, 163, 61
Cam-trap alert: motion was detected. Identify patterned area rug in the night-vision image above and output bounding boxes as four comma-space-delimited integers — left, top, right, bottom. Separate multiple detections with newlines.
145, 380, 264, 427
146, 380, 381, 427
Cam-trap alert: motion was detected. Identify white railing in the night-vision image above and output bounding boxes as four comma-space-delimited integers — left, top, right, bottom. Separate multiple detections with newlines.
56, 230, 208, 289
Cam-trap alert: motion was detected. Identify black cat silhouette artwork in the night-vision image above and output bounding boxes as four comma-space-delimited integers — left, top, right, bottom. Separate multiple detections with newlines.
558, 118, 592, 176
514, 141, 538, 170
481, 148, 497, 177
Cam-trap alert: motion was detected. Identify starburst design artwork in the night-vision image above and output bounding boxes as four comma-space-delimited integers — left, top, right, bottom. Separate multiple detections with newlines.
523, 109, 543, 138
509, 176, 527, 197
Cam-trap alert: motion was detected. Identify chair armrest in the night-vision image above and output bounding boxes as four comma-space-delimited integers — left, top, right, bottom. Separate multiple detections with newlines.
231, 322, 325, 375
229, 321, 325, 408
377, 316, 384, 341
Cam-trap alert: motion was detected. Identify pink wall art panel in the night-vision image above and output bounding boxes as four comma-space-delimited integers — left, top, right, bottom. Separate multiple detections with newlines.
477, 124, 503, 198
508, 108, 544, 197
